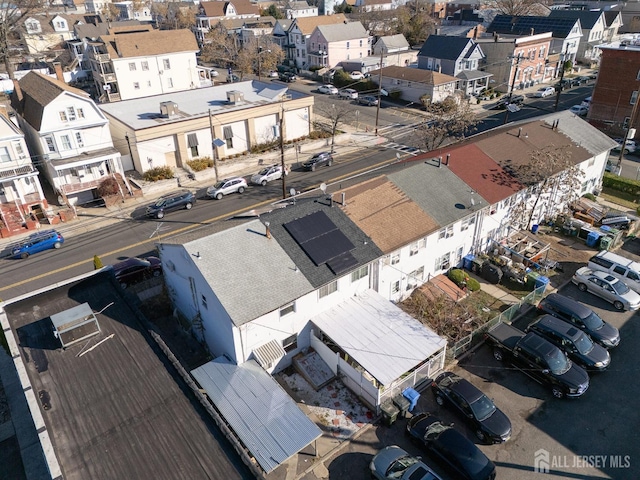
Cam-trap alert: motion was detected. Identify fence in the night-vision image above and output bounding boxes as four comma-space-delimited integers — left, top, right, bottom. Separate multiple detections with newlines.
448, 284, 547, 359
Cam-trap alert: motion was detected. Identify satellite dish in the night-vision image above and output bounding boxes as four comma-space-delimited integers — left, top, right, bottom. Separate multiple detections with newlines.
320, 183, 327, 193
289, 187, 296, 197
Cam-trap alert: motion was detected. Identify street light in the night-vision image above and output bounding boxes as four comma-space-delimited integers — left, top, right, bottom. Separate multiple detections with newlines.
257, 43, 271, 82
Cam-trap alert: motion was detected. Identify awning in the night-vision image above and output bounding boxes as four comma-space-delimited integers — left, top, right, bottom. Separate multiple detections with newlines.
187, 133, 199, 147
191, 358, 322, 474
311, 289, 447, 386
223, 126, 233, 139
253, 339, 286, 369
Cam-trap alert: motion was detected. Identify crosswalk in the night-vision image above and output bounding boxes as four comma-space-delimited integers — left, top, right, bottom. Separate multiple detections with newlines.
383, 142, 424, 156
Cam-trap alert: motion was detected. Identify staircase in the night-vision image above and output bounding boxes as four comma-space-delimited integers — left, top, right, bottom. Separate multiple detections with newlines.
0, 204, 26, 236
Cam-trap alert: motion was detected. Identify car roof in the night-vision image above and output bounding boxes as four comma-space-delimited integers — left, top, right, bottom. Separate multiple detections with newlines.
592, 270, 619, 283
439, 373, 483, 403
541, 293, 593, 318
521, 332, 558, 357
434, 427, 487, 462
534, 315, 583, 341
112, 257, 149, 270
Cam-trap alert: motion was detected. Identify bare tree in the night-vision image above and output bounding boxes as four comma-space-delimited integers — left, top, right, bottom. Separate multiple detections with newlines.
415, 95, 478, 151
394, 4, 436, 46
314, 102, 356, 153
0, 0, 45, 77
507, 145, 584, 229
200, 23, 240, 68
483, 0, 549, 16
236, 37, 284, 78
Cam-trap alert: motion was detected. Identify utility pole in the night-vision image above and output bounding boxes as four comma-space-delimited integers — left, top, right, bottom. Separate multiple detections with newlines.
374, 49, 384, 135
279, 96, 288, 199
208, 109, 219, 182
616, 85, 640, 167
554, 46, 570, 112
504, 54, 522, 125
257, 39, 262, 82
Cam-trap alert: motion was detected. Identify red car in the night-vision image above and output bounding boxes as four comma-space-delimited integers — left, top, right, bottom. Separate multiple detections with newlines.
112, 257, 162, 288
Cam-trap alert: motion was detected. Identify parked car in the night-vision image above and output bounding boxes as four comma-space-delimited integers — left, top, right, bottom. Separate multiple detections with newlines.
145, 190, 195, 219
406, 413, 497, 480
279, 72, 297, 82
533, 86, 555, 98
576, 75, 591, 84
251, 164, 285, 186
227, 73, 240, 83
568, 76, 584, 87
569, 104, 588, 116
612, 138, 637, 154
494, 94, 524, 109
588, 250, 640, 293
431, 372, 511, 443
349, 71, 365, 80
369, 445, 442, 480
605, 160, 621, 175
554, 79, 571, 91
267, 70, 279, 78
581, 96, 592, 107
358, 95, 379, 106
318, 84, 338, 95
537, 293, 620, 348
112, 256, 162, 289
11, 229, 64, 259
485, 322, 590, 399
526, 315, 611, 372
302, 151, 333, 171
206, 177, 248, 199
571, 267, 640, 311
339, 88, 359, 100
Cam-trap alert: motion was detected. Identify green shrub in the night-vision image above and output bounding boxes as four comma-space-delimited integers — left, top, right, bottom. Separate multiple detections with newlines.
582, 192, 597, 201
602, 172, 640, 196
466, 277, 481, 292
143, 166, 174, 182
97, 176, 119, 197
187, 157, 213, 172
448, 268, 480, 292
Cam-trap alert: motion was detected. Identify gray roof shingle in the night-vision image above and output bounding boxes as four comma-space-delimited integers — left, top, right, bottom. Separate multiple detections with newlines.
418, 35, 475, 61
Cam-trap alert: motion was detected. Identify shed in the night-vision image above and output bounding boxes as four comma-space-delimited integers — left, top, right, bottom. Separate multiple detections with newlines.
50, 302, 101, 349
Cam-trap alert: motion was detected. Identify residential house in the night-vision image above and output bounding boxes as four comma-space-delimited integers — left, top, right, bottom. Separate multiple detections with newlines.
112, 1, 153, 22
285, 14, 348, 70
285, 1, 318, 19
11, 72, 127, 207
307, 21, 370, 70
85, 27, 210, 103
476, 32, 554, 93
238, 16, 277, 45
156, 110, 612, 412
487, 15, 583, 77
589, 37, 640, 139
548, 10, 613, 66
0, 108, 47, 237
195, 0, 260, 44
603, 11, 623, 43
369, 66, 458, 104
417, 35, 491, 96
342, 34, 415, 73
354, 0, 394, 12
272, 19, 293, 49
99, 81, 314, 174
20, 14, 78, 55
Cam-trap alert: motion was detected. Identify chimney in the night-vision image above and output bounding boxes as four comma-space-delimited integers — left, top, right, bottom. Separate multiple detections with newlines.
53, 62, 65, 83
446, 153, 450, 165
530, 28, 534, 36
329, 193, 334, 207
474, 26, 479, 39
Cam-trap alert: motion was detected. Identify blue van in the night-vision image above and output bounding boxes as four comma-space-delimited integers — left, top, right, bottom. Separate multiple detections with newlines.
11, 230, 65, 259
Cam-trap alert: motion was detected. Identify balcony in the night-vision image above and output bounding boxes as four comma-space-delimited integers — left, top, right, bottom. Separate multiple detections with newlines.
94, 53, 110, 62
59, 178, 101, 195
107, 92, 121, 102
99, 72, 116, 82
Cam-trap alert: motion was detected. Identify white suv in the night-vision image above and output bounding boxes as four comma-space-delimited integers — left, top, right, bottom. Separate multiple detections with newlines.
251, 164, 285, 186
613, 138, 637, 154
207, 177, 247, 199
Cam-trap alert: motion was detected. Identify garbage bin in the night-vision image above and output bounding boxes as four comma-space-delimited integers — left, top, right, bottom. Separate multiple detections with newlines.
463, 254, 475, 272
393, 394, 411, 419
403, 388, 421, 413
471, 257, 485, 274
526, 271, 540, 290
586, 231, 602, 248
482, 263, 503, 284
535, 275, 550, 291
599, 236, 613, 251
380, 400, 399, 426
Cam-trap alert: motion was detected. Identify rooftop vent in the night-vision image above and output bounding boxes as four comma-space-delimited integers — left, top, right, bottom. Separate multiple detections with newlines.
226, 90, 245, 104
160, 101, 178, 118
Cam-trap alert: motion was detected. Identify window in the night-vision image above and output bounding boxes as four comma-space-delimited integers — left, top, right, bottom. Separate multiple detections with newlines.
59, 111, 68, 121
282, 334, 298, 353
318, 280, 337, 298
391, 280, 400, 295
77, 108, 84, 119
190, 145, 199, 157
60, 135, 72, 150
201, 295, 208, 309
141, 61, 149, 71
631, 90, 638, 105
67, 107, 76, 121
163, 59, 171, 70
167, 78, 173, 88
14, 142, 24, 156
346, 41, 350, 49
0, 147, 10, 163
224, 126, 234, 149
351, 265, 369, 282
280, 302, 296, 317
435, 253, 450, 271
147, 81, 152, 87
391, 252, 400, 265
359, 39, 363, 47
45, 137, 56, 152
406, 266, 424, 290
410, 240, 425, 256
133, 82, 140, 90
438, 226, 453, 239
75, 132, 84, 147
461, 217, 475, 231
129, 62, 136, 71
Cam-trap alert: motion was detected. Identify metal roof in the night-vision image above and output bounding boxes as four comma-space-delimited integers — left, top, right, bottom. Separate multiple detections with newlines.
191, 358, 322, 473
310, 289, 446, 386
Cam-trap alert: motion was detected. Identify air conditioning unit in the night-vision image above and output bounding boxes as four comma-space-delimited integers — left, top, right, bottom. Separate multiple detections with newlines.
226, 90, 244, 104
160, 101, 178, 118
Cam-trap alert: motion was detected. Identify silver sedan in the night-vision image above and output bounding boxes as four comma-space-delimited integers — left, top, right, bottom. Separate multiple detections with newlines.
572, 267, 640, 311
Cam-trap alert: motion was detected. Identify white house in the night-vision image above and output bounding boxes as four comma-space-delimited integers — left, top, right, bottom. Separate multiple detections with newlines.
548, 10, 613, 66
285, 1, 318, 19
307, 21, 370, 69
368, 66, 458, 104
86, 27, 209, 103
113, 1, 153, 22
285, 14, 348, 70
195, 0, 260, 44
11, 72, 127, 206
20, 14, 77, 55
0, 108, 47, 236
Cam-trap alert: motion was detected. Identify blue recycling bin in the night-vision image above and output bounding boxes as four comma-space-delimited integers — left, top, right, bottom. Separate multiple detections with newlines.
586, 231, 602, 248
535, 275, 550, 290
463, 254, 475, 271
403, 387, 420, 412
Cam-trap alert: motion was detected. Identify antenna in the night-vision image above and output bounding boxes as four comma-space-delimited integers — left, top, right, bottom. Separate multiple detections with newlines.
320, 183, 327, 193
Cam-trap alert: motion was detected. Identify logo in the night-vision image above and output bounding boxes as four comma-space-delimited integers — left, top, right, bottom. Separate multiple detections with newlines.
535, 448, 550, 473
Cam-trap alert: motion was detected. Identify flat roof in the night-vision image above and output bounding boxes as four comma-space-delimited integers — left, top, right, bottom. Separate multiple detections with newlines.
191, 358, 322, 474
99, 81, 309, 130
2, 272, 252, 480
311, 289, 447, 386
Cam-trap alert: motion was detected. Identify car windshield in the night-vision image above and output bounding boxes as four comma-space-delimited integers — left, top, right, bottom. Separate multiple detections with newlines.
547, 348, 571, 375
385, 455, 418, 477
213, 181, 225, 188
153, 199, 166, 207
257, 168, 269, 175
583, 312, 605, 330
573, 332, 594, 355
610, 280, 630, 295
469, 395, 496, 421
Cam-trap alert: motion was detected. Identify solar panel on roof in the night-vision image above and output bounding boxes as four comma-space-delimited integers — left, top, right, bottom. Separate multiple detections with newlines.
327, 252, 358, 275
283, 211, 356, 267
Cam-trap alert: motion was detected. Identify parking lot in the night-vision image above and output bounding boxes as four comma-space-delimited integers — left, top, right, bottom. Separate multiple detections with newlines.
306, 240, 640, 480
